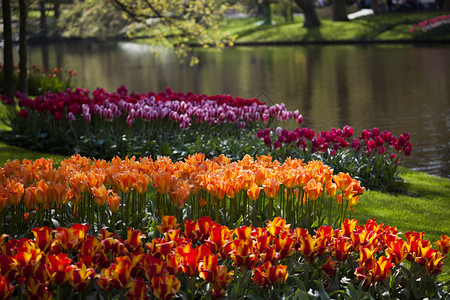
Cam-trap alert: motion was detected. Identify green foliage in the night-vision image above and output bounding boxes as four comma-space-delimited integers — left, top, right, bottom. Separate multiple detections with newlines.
0, 65, 76, 96
57, 1, 129, 39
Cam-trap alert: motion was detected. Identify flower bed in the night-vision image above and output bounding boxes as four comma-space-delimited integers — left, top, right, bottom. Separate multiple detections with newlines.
409, 14, 450, 39
1, 86, 412, 192
0, 154, 363, 236
0, 217, 447, 299
257, 126, 412, 191
3, 86, 300, 160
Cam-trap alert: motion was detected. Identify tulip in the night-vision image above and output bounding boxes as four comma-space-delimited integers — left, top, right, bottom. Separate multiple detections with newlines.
157, 215, 180, 234
150, 274, 181, 300
91, 185, 110, 206
252, 261, 288, 287
435, 235, 450, 254
108, 192, 121, 214
0, 274, 14, 299
32, 226, 54, 252
266, 217, 290, 237
70, 263, 95, 292
325, 181, 337, 198
298, 234, 317, 263
333, 237, 352, 261
246, 183, 261, 201
6, 179, 24, 206
46, 253, 74, 285
320, 255, 338, 277
385, 239, 407, 265
263, 178, 280, 199
151, 171, 172, 195
126, 277, 149, 300
303, 179, 323, 201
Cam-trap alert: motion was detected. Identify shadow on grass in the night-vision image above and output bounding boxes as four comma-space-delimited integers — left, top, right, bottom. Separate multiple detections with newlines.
303, 27, 325, 41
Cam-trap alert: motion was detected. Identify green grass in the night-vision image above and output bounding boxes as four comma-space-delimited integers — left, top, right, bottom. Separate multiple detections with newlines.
217, 11, 450, 43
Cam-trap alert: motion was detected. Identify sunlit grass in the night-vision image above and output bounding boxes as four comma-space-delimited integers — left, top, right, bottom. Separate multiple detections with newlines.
219, 11, 449, 43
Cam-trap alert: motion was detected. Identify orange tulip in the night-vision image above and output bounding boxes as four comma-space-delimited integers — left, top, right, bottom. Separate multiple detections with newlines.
296, 171, 310, 188
303, 179, 323, 201
239, 170, 254, 191
151, 171, 172, 195
254, 167, 267, 186
263, 178, 280, 199
332, 173, 353, 192
91, 185, 110, 206
108, 192, 121, 214
5, 179, 24, 205
133, 173, 150, 195
35, 180, 50, 206
23, 188, 37, 210
170, 182, 191, 209
325, 181, 337, 198
52, 182, 70, 205
247, 183, 261, 201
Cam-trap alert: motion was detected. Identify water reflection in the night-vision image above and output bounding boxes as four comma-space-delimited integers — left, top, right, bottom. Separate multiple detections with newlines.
3, 42, 449, 177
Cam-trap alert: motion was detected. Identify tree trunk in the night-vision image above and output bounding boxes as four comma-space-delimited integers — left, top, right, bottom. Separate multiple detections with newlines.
19, 0, 28, 94
293, 0, 321, 28
333, 0, 349, 21
262, 1, 272, 25
39, 0, 48, 39
444, 0, 450, 10
2, 0, 14, 100
371, 0, 379, 15
54, 0, 61, 20
282, 0, 294, 22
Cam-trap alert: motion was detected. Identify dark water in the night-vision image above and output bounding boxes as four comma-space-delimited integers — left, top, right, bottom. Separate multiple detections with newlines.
6, 42, 450, 177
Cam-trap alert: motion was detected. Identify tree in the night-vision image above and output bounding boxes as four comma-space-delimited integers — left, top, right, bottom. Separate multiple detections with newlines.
260, 0, 274, 25
333, 0, 348, 21
110, 0, 234, 65
58, 1, 129, 40
39, 0, 48, 39
444, 0, 450, 10
293, 0, 320, 27
281, 0, 294, 23
18, 0, 29, 94
2, 0, 14, 100
53, 0, 61, 21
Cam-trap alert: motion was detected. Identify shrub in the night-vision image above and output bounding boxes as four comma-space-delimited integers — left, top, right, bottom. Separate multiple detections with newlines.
0, 65, 77, 96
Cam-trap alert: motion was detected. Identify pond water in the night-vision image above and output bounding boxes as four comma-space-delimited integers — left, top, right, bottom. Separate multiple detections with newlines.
7, 42, 450, 177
